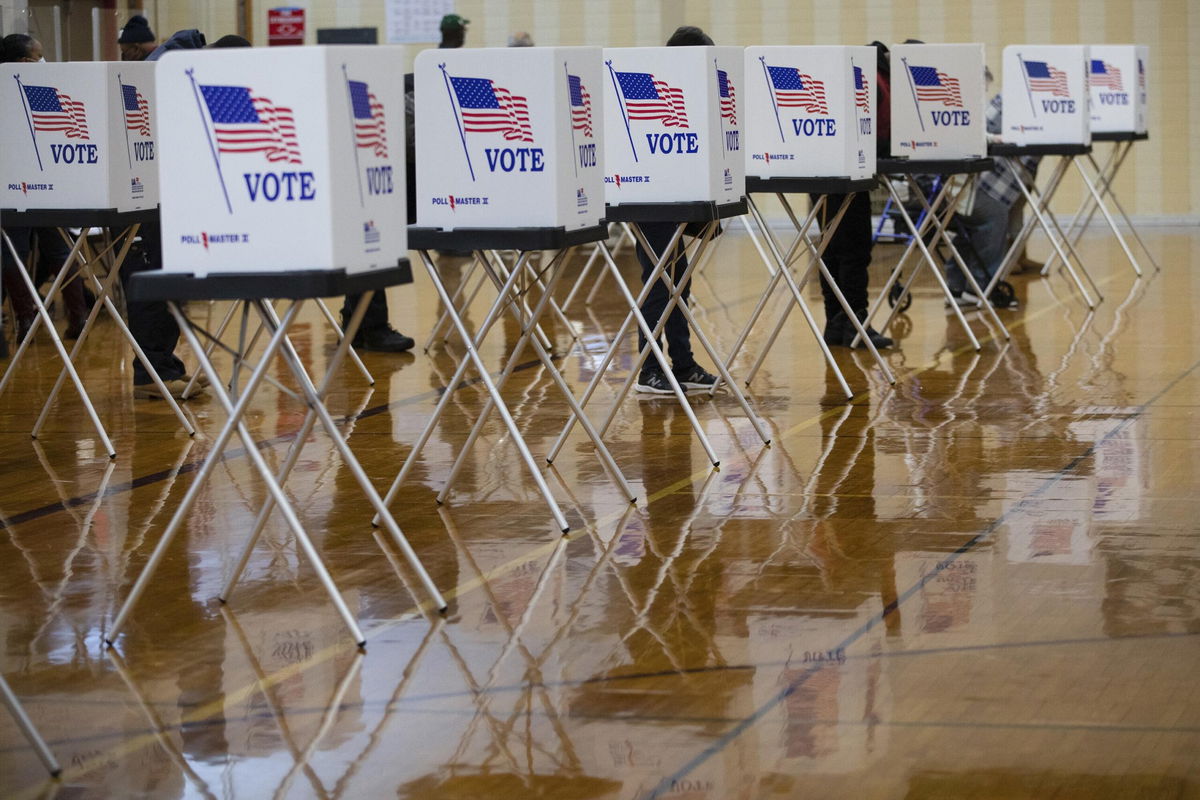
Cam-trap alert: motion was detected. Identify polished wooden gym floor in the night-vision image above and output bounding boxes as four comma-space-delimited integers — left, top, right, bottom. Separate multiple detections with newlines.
1, 224, 1198, 799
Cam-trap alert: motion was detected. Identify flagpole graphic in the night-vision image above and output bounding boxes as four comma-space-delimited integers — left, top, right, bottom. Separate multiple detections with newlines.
606, 60, 638, 162
1018, 52, 1037, 117
13, 75, 45, 172
564, 61, 578, 177
851, 59, 862, 141
759, 57, 786, 145
342, 64, 365, 207
900, 57, 926, 133
440, 63, 476, 181
715, 59, 726, 161
118, 72, 133, 169
187, 68, 233, 214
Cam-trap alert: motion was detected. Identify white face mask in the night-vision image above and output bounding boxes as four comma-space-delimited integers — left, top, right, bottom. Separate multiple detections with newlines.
37, 56, 46, 62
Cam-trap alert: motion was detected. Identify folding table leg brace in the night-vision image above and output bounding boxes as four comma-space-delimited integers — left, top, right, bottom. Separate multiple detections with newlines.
0, 673, 60, 777
379, 248, 580, 537
730, 192, 896, 399
1048, 141, 1160, 277
983, 156, 1100, 308
561, 222, 635, 312
863, 175, 1003, 351
107, 297, 438, 649
549, 221, 772, 470
0, 224, 192, 456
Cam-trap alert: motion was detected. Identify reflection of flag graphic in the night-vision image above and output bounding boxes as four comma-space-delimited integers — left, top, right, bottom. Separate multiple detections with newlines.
766, 66, 828, 114
348, 79, 388, 157
1023, 60, 1070, 96
717, 68, 737, 125
199, 84, 301, 163
122, 83, 150, 137
1030, 521, 1074, 558
908, 65, 963, 107
1089, 60, 1123, 91
23, 85, 90, 139
853, 65, 870, 112
615, 71, 689, 127
568, 73, 592, 137
450, 76, 533, 142
779, 666, 840, 759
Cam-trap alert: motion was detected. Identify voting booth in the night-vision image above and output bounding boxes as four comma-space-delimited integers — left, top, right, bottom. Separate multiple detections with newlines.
109, 46, 447, 650
1088, 44, 1148, 134
889, 43, 986, 159
155, 45, 407, 277
1, 62, 158, 212
414, 46, 605, 231
1002, 45, 1090, 145
601, 46, 745, 207
744, 46, 876, 180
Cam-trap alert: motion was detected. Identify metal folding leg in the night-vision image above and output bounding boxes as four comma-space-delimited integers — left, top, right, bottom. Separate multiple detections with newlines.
983, 156, 1100, 308
1, 225, 192, 455
561, 222, 635, 312
1070, 156, 1145, 277
379, 249, 573, 533
862, 175, 988, 351
106, 300, 374, 647
0, 674, 60, 777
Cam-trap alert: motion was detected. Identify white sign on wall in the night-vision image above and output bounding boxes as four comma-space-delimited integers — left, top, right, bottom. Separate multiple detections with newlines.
415, 47, 605, 231
156, 46, 408, 276
385, 0, 454, 44
889, 43, 986, 159
1088, 44, 1148, 134
1, 62, 158, 212
602, 46, 745, 206
744, 46, 876, 180
1002, 45, 1090, 145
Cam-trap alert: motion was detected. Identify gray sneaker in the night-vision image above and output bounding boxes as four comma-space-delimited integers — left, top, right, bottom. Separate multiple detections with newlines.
635, 370, 678, 394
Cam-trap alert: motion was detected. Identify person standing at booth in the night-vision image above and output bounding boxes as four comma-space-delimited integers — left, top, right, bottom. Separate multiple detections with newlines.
118, 15, 157, 61
633, 25, 720, 395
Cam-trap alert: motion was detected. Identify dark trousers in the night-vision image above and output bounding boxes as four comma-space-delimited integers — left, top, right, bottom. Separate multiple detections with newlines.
2, 227, 86, 327
635, 221, 694, 374
341, 291, 389, 334
121, 222, 184, 383
813, 192, 873, 321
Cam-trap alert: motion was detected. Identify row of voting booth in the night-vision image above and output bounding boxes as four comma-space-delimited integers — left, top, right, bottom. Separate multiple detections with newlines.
0, 40, 1156, 776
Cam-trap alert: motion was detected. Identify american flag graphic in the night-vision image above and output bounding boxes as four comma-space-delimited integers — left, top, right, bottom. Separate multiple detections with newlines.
765, 65, 828, 114
450, 76, 533, 142
1089, 60, 1123, 91
23, 85, 90, 139
1137, 58, 1146, 90
568, 73, 592, 138
853, 65, 870, 113
907, 66, 963, 107
614, 71, 688, 127
717, 68, 737, 125
199, 84, 301, 163
348, 79, 388, 158
1022, 60, 1070, 97
121, 83, 150, 138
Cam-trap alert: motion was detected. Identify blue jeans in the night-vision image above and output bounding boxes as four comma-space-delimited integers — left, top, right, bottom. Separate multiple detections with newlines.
946, 188, 1010, 295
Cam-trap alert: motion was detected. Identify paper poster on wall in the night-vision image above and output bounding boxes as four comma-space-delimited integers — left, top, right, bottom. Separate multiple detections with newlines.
386, 0, 453, 44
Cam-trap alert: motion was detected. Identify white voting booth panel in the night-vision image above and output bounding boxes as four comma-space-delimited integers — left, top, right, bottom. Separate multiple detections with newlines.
1088, 45, 1148, 134
1, 62, 158, 212
1002, 45, 1090, 145
602, 46, 745, 205
156, 46, 407, 276
415, 47, 605, 231
889, 43, 986, 159
744, 46, 876, 179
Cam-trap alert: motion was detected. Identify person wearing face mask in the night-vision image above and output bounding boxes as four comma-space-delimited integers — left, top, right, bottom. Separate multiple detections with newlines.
118, 15, 157, 62
1, 34, 89, 344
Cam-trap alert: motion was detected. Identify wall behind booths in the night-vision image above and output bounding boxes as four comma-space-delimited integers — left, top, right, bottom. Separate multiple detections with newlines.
20, 0, 1200, 221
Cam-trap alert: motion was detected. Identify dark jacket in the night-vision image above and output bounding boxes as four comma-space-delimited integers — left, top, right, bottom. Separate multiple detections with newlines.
147, 29, 207, 61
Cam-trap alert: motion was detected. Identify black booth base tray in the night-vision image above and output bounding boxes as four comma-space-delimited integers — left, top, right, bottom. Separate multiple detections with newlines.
0, 206, 160, 227
1092, 131, 1149, 142
605, 199, 748, 223
988, 142, 1092, 157
127, 261, 412, 302
408, 224, 608, 252
876, 157, 994, 176
746, 176, 877, 195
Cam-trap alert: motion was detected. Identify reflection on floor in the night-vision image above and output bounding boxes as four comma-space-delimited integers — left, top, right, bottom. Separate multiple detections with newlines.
1, 228, 1198, 799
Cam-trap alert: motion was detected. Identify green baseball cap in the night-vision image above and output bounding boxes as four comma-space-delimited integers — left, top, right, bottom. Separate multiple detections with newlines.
440, 14, 469, 31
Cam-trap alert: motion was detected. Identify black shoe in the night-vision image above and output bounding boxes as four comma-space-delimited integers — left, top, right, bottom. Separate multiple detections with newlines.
824, 311, 894, 350
635, 369, 678, 394
353, 326, 415, 353
673, 364, 718, 391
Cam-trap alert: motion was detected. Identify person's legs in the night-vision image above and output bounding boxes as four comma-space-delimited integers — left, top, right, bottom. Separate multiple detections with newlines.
634, 222, 711, 391
1, 227, 37, 341
947, 190, 1009, 301
342, 290, 414, 353
121, 222, 186, 389
815, 193, 891, 349
33, 228, 88, 339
